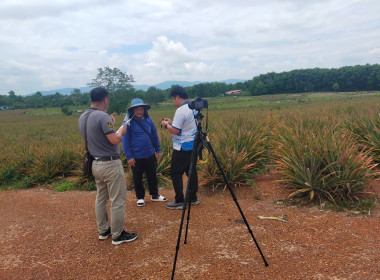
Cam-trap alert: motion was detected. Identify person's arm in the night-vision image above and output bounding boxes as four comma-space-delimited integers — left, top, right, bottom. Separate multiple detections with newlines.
161, 117, 180, 135
99, 114, 126, 145
121, 131, 128, 158
106, 125, 126, 145
122, 122, 135, 166
150, 118, 161, 153
164, 123, 180, 135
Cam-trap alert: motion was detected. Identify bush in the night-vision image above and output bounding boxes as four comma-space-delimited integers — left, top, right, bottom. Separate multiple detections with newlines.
61, 106, 73, 116
273, 121, 378, 204
344, 115, 380, 164
26, 148, 80, 184
199, 115, 270, 190
0, 166, 18, 184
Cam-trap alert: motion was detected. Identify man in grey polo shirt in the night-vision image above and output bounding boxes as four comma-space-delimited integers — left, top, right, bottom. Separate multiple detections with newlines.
79, 87, 137, 245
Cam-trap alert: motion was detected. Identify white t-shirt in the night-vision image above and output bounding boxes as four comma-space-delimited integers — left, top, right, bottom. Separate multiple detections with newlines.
171, 101, 197, 151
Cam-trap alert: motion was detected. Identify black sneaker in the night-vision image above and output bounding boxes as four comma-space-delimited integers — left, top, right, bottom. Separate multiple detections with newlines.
112, 230, 138, 245
191, 199, 200, 205
98, 227, 111, 240
166, 201, 184, 210
185, 197, 200, 205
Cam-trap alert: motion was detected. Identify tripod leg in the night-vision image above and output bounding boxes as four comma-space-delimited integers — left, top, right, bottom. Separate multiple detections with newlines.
171, 198, 187, 280
202, 133, 269, 267
184, 135, 202, 244
184, 189, 192, 245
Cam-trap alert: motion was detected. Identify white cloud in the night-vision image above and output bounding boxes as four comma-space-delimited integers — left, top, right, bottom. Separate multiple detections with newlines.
0, 0, 380, 94
147, 36, 195, 65
369, 48, 380, 55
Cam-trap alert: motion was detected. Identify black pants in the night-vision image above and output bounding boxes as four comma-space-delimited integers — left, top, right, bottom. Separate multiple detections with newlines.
131, 154, 159, 199
170, 149, 198, 203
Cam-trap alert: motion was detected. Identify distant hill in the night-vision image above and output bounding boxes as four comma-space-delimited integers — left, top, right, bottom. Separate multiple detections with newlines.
133, 81, 200, 91
30, 86, 95, 96
135, 79, 246, 91
30, 79, 246, 96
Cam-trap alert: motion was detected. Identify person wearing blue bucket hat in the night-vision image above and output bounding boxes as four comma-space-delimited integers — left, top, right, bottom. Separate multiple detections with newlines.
122, 98, 166, 207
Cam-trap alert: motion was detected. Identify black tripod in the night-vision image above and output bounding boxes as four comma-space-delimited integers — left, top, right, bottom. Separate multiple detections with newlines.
171, 110, 268, 280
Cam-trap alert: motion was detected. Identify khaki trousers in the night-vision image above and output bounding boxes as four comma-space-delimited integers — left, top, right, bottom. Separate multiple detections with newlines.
92, 159, 126, 239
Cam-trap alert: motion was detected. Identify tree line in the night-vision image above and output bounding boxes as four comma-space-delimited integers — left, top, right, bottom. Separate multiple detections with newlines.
245, 64, 380, 95
1, 64, 379, 112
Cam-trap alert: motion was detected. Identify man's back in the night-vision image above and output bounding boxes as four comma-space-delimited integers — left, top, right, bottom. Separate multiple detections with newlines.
78, 108, 120, 158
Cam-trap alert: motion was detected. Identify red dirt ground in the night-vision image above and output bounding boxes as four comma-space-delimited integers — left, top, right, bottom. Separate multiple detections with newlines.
1, 174, 379, 280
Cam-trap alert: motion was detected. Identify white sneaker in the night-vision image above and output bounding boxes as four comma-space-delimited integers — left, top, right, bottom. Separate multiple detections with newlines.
137, 199, 145, 207
151, 195, 167, 202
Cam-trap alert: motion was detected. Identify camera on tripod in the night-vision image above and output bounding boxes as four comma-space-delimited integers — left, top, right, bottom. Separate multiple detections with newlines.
188, 98, 208, 110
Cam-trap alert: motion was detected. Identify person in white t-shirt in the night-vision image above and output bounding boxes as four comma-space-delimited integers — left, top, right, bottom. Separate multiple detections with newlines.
160, 86, 199, 209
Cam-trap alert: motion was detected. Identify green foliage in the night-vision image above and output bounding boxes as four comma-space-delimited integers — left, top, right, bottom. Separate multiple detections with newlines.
273, 120, 378, 204
332, 82, 340, 92
53, 180, 77, 192
107, 89, 137, 114
199, 114, 270, 190
0, 176, 37, 190
246, 64, 380, 95
86, 66, 138, 114
344, 114, 380, 164
88, 66, 135, 92
155, 134, 173, 188
143, 87, 167, 105
0, 166, 19, 189
0, 110, 83, 188
61, 105, 73, 115
82, 181, 96, 191
26, 149, 80, 184
13, 176, 37, 189
76, 176, 96, 191
185, 82, 242, 98
52, 179, 97, 192
326, 198, 376, 214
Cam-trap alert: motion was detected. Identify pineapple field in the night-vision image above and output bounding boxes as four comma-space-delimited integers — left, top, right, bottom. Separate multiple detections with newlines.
1, 91, 379, 209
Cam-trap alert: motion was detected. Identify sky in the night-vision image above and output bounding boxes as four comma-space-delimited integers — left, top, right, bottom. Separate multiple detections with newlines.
1, 0, 380, 95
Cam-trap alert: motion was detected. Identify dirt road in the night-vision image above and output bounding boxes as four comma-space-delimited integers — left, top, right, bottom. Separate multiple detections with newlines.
1, 174, 379, 279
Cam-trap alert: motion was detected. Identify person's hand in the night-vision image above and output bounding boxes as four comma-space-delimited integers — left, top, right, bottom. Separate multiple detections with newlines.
110, 113, 116, 124
117, 125, 127, 136
128, 158, 136, 167
156, 152, 162, 161
160, 120, 169, 129
163, 118, 172, 124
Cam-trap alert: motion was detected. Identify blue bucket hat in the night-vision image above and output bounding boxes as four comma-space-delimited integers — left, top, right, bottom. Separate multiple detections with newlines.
126, 98, 151, 118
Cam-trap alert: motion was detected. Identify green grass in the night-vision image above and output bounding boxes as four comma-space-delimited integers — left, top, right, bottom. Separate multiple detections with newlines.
24, 106, 86, 116
53, 180, 77, 192
325, 198, 377, 215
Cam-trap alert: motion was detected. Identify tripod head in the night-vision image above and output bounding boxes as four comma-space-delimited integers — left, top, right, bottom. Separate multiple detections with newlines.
188, 97, 208, 131
193, 109, 204, 127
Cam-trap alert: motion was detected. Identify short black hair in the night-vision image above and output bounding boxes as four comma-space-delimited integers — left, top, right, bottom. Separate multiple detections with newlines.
169, 85, 188, 99
90, 87, 109, 102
